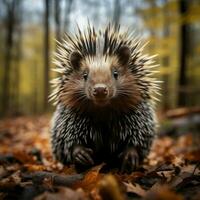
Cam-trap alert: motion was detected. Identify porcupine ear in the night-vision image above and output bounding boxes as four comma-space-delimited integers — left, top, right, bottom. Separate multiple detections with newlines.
70, 51, 83, 70
116, 46, 130, 66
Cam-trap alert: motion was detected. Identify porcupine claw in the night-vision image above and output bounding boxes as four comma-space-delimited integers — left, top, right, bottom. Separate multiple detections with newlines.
120, 147, 139, 173
72, 145, 94, 167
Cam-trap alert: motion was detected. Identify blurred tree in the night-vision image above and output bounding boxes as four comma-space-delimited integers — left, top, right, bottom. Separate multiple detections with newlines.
44, 0, 51, 111
148, 0, 157, 40
162, 0, 170, 110
12, 0, 23, 115
178, 0, 189, 106
2, 0, 16, 115
54, 0, 61, 41
32, 59, 38, 114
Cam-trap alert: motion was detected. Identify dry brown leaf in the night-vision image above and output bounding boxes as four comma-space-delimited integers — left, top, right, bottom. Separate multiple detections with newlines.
181, 164, 200, 175
98, 175, 124, 200
13, 151, 36, 164
144, 185, 183, 200
123, 182, 146, 197
115, 171, 144, 182
0, 116, 199, 200
72, 164, 104, 192
34, 187, 88, 200
90, 188, 102, 200
0, 166, 8, 179
24, 164, 47, 172
157, 170, 174, 182
168, 176, 183, 188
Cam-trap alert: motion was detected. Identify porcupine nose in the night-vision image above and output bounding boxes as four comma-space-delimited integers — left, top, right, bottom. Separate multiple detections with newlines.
93, 84, 108, 99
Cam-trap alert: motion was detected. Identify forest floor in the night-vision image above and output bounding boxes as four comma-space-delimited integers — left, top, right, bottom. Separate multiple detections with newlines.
0, 115, 200, 200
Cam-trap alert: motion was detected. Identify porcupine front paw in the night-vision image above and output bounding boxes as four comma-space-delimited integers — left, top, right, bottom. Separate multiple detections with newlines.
72, 145, 94, 170
119, 147, 139, 173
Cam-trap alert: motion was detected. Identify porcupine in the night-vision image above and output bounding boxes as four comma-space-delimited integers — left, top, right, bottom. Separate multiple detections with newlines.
50, 24, 160, 173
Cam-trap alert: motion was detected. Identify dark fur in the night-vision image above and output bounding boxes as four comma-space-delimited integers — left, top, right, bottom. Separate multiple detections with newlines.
51, 101, 156, 170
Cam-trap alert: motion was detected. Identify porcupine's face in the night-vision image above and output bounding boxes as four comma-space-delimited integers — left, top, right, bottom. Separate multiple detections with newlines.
50, 25, 159, 112
64, 46, 142, 111
50, 25, 160, 112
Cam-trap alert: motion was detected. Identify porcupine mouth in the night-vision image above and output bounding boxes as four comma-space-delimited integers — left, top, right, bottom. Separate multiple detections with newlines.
93, 99, 110, 107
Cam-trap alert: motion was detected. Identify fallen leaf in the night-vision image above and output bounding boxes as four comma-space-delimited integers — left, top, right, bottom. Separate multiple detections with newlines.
24, 164, 47, 172
123, 182, 146, 197
144, 185, 183, 200
98, 175, 124, 200
72, 164, 104, 192
35, 187, 88, 200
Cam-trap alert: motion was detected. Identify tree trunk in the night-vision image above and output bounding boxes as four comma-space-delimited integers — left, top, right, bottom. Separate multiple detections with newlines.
162, 0, 170, 110
178, 0, 189, 106
13, 0, 23, 115
32, 60, 38, 114
2, 0, 16, 115
54, 0, 61, 41
43, 0, 50, 111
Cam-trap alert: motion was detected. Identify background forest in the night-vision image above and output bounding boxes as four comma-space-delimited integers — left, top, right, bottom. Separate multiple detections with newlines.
0, 0, 200, 117
0, 1, 200, 199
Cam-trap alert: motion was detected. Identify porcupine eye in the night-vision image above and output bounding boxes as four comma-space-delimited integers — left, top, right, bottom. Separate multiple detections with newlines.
113, 70, 118, 79
83, 72, 88, 80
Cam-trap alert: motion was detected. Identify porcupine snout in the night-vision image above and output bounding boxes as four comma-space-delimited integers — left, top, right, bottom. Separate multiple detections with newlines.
93, 83, 108, 99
